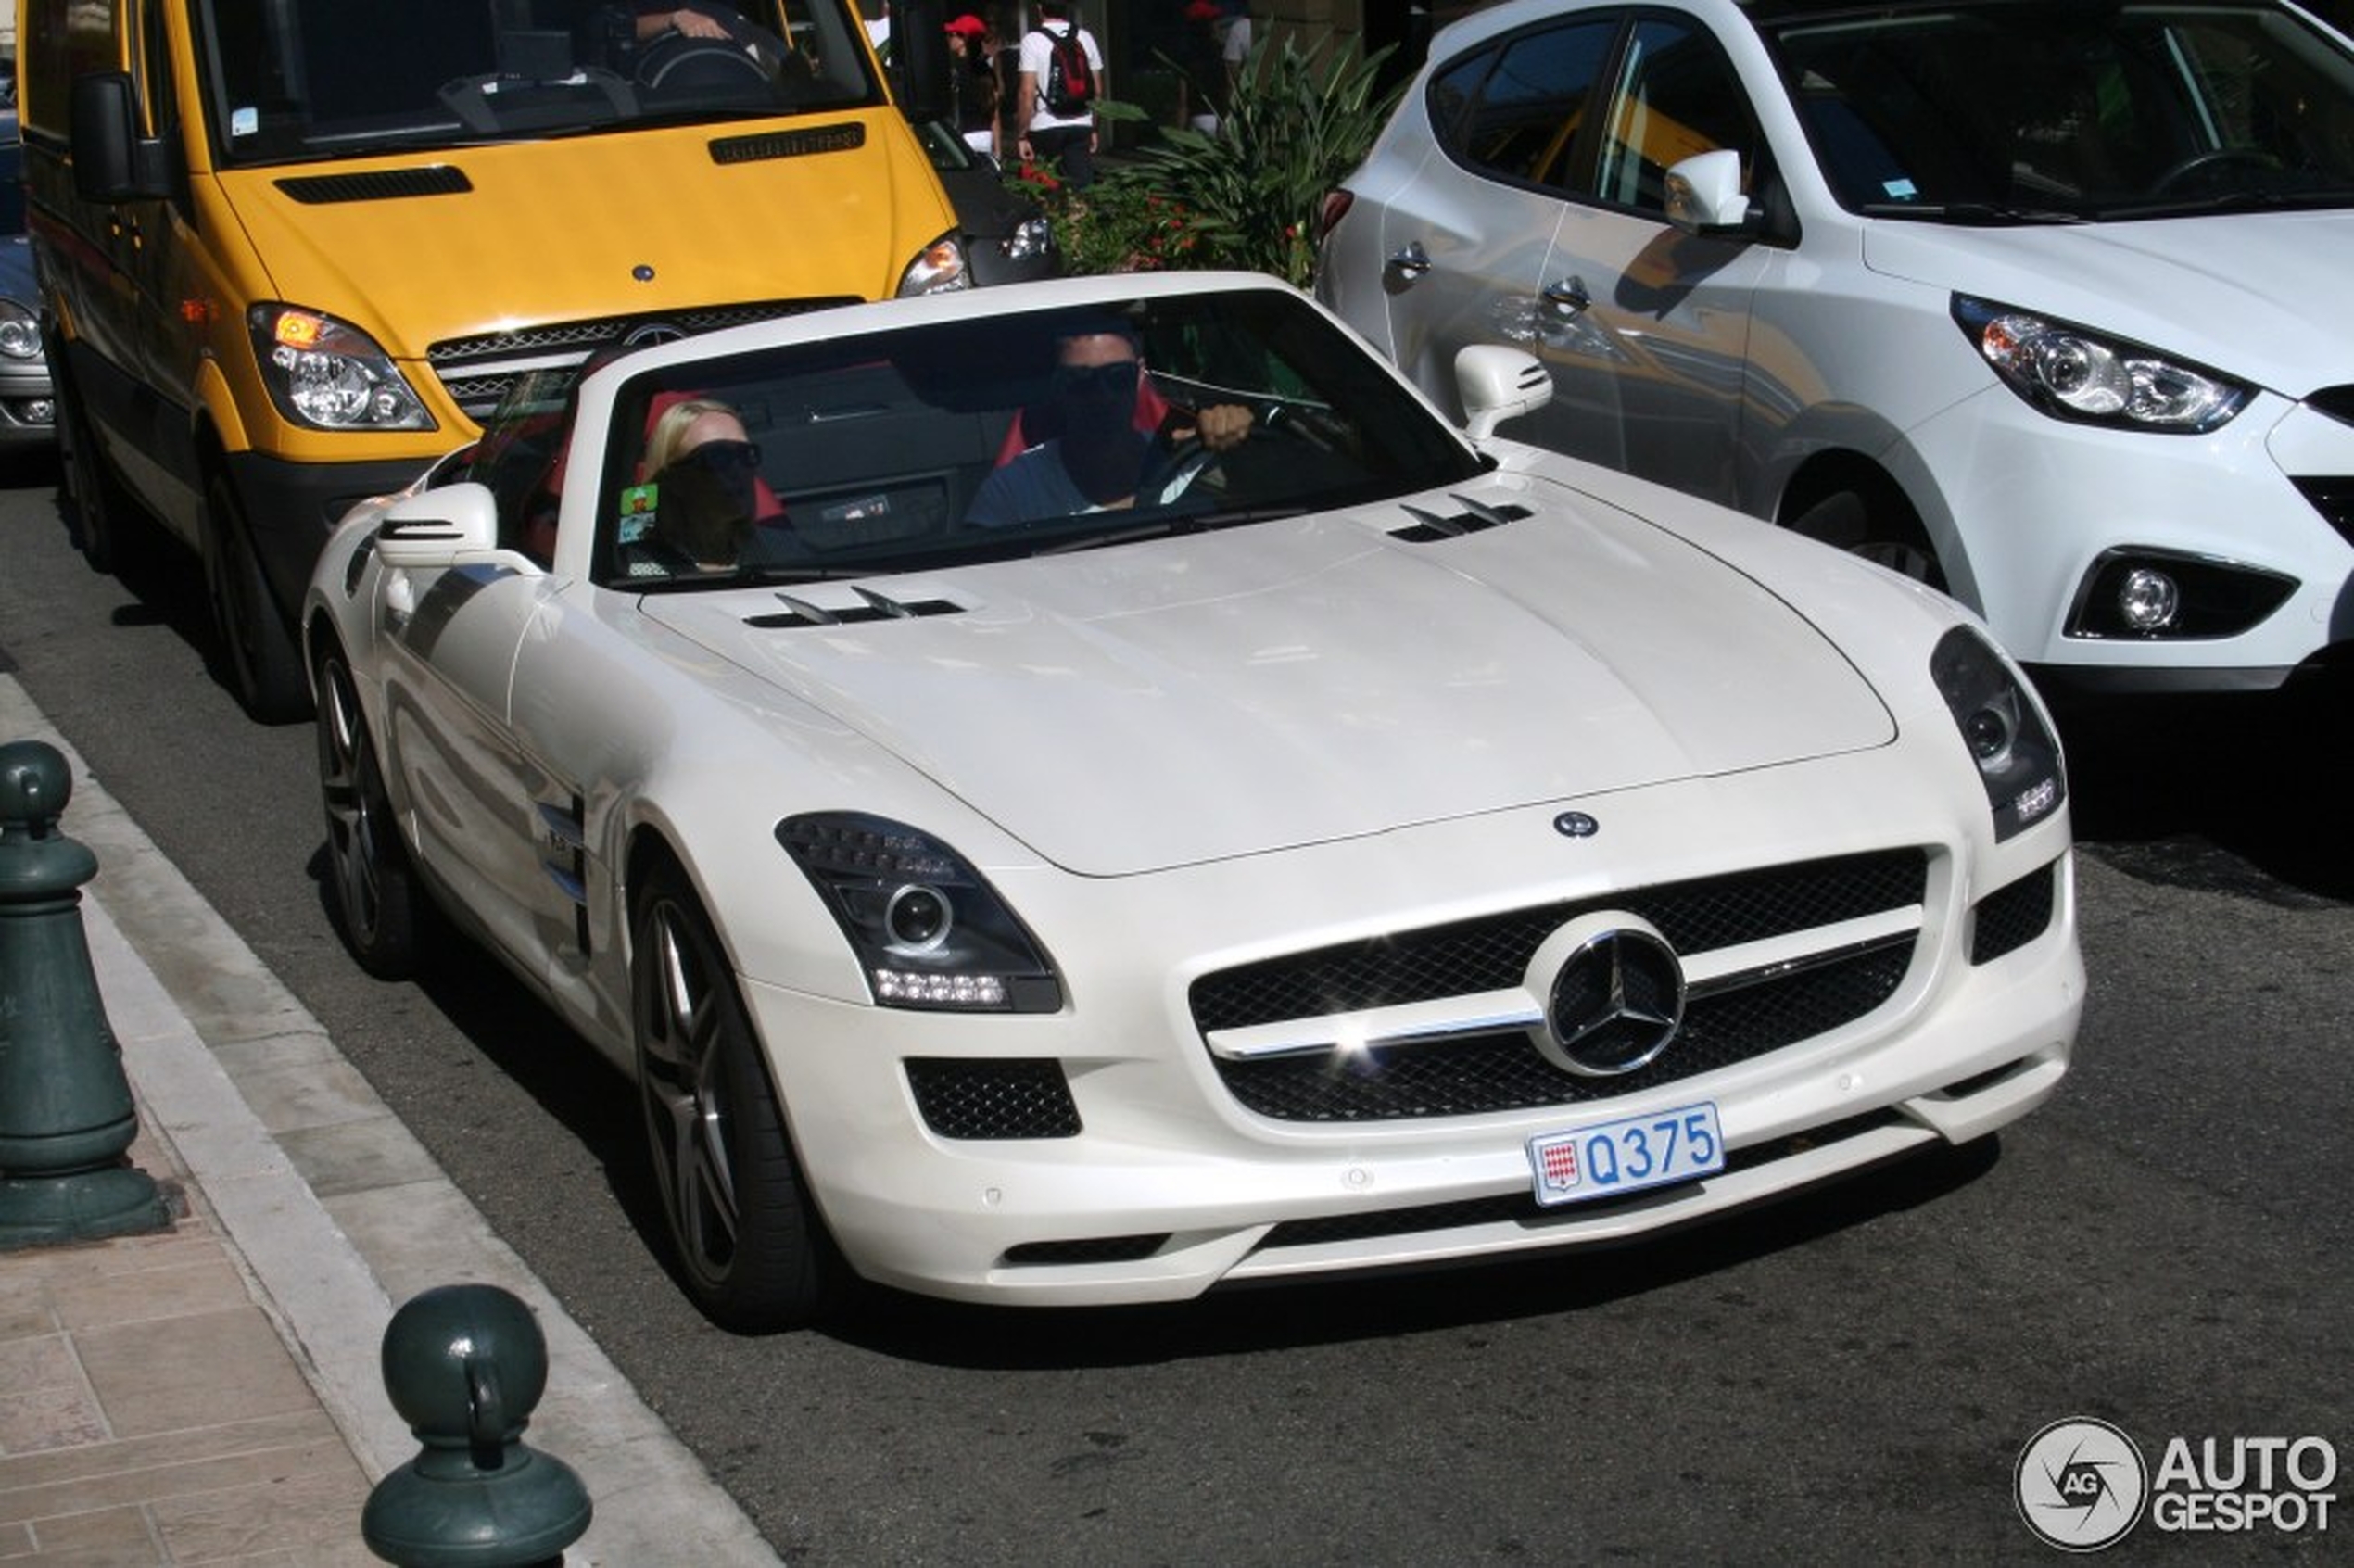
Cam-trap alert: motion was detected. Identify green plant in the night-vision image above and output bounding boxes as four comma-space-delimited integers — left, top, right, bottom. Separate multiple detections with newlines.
1006, 159, 1203, 275
1089, 32, 1401, 286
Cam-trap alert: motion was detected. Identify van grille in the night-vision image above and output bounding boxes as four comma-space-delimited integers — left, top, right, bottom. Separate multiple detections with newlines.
426, 297, 856, 420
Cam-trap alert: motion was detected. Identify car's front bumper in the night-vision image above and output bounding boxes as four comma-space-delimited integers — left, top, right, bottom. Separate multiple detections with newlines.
0, 357, 56, 448
740, 751, 2083, 1307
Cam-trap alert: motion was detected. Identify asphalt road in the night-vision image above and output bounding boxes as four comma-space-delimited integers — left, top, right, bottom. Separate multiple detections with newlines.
2, 449, 2348, 1564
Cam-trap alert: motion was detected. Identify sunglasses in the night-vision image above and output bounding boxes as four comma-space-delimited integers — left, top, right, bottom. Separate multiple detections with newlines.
680, 438, 764, 472
1051, 360, 1140, 399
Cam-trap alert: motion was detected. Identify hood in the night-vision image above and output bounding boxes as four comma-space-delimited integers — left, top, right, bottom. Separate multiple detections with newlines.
1863, 209, 2354, 401
210, 116, 949, 360
642, 494, 1896, 876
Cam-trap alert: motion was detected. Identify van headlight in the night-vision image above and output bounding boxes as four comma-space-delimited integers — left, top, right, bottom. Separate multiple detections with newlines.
778, 813, 1061, 1011
1931, 626, 2066, 841
897, 232, 973, 296
247, 304, 436, 431
1953, 296, 2248, 432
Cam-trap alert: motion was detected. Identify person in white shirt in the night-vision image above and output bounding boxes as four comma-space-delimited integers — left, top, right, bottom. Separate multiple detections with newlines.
1015, 0, 1106, 186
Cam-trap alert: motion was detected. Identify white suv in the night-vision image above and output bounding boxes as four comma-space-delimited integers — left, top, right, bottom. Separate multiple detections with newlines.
1317, 0, 2354, 697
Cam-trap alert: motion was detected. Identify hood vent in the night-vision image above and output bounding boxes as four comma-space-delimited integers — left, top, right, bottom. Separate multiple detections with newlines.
275, 166, 474, 205
746, 587, 965, 628
1388, 495, 1531, 543
711, 122, 867, 165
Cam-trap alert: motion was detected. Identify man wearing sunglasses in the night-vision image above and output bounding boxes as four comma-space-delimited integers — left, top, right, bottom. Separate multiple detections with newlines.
967, 322, 1254, 527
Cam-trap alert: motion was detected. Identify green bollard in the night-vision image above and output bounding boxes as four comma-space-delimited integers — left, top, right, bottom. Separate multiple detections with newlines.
0, 740, 171, 1248
363, 1283, 594, 1568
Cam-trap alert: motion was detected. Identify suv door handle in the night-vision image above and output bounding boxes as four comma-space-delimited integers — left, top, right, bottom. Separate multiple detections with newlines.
1386, 241, 1432, 278
1543, 276, 1592, 315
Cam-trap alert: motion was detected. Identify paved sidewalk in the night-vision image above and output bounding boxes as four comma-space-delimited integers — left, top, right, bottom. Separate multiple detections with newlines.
0, 677, 782, 1566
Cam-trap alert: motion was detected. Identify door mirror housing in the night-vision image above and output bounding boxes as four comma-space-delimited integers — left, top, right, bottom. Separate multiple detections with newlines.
70, 73, 172, 202
374, 484, 509, 569
1665, 149, 1754, 236
1456, 346, 1554, 441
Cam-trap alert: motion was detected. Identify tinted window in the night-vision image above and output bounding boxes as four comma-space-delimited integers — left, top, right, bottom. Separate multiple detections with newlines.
1595, 17, 1759, 212
1766, 2, 2354, 217
1436, 19, 1619, 189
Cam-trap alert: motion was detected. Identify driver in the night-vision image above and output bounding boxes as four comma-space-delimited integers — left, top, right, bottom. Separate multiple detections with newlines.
966, 322, 1254, 527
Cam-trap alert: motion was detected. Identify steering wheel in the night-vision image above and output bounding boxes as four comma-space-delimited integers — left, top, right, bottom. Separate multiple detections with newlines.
2149, 146, 2280, 196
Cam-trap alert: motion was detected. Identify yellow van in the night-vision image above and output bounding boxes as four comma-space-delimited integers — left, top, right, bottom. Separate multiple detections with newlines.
19, 0, 969, 719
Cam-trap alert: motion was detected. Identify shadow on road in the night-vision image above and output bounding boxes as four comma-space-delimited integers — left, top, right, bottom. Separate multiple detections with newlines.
2054, 679, 2354, 905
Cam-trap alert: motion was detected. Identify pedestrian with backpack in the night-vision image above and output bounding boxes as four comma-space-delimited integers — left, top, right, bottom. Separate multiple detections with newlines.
1016, 0, 1105, 187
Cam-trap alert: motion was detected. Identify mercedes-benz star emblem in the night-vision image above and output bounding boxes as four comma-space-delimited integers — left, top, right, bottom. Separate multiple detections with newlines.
1538, 922, 1686, 1077
621, 321, 686, 348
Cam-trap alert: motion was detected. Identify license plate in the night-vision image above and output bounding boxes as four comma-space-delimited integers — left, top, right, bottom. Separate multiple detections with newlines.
1527, 1102, 1725, 1207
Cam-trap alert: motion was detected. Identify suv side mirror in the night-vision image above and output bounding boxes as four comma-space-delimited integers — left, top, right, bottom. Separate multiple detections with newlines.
1456, 346, 1553, 441
1664, 149, 1754, 236
69, 73, 172, 202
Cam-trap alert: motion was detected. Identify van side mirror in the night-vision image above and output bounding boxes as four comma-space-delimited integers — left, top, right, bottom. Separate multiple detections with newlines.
1455, 346, 1553, 442
1664, 148, 1754, 236
890, 0, 953, 122
69, 73, 172, 202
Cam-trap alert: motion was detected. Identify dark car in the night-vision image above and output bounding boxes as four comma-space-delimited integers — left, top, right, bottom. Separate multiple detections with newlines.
0, 113, 57, 450
916, 119, 1058, 285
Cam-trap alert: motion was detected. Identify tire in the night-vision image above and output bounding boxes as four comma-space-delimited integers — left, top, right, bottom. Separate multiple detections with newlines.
1788, 486, 1948, 591
314, 644, 421, 980
54, 374, 125, 575
632, 858, 840, 1331
203, 474, 313, 724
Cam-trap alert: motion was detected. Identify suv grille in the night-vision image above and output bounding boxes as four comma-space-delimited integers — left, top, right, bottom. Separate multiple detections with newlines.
1192, 849, 1928, 1123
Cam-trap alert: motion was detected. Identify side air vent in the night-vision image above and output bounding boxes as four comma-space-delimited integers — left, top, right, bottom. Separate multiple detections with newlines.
745, 588, 965, 627
275, 166, 474, 204
2292, 476, 2354, 547
1388, 496, 1532, 543
711, 123, 867, 164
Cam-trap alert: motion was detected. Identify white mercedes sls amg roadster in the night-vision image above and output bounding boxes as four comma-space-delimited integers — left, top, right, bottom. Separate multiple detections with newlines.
303, 272, 2082, 1330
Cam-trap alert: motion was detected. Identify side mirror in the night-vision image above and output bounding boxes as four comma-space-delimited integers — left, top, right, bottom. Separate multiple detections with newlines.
69, 73, 172, 202
375, 483, 504, 569
1664, 148, 1753, 236
1456, 346, 1553, 442
890, 0, 953, 122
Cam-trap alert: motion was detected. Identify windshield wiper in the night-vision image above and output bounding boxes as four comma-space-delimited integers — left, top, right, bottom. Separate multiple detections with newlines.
1854, 201, 2089, 225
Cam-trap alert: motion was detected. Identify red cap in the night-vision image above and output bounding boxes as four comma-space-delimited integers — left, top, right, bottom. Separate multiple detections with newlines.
945, 13, 986, 35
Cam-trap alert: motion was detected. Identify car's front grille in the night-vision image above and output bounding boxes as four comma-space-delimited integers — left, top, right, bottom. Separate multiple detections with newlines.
1191, 850, 1929, 1124
2291, 476, 2354, 547
425, 297, 857, 421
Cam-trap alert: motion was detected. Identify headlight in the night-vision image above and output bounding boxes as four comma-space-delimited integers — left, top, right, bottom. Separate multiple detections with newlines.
1953, 296, 2248, 432
1931, 626, 2066, 841
0, 300, 42, 361
247, 304, 436, 431
897, 232, 973, 296
1005, 216, 1054, 263
778, 812, 1061, 1011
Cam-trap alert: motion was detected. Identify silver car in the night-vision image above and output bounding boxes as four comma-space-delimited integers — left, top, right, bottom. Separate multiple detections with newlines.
1319, 0, 2354, 700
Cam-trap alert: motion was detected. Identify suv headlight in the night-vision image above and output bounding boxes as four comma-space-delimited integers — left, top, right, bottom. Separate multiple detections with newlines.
779, 812, 1061, 1011
1931, 626, 2066, 841
897, 232, 973, 296
247, 304, 436, 431
1953, 296, 2248, 433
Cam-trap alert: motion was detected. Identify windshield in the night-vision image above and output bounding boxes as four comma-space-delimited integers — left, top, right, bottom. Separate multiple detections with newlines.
1764, 2, 2354, 220
484, 289, 1487, 588
194, 0, 886, 164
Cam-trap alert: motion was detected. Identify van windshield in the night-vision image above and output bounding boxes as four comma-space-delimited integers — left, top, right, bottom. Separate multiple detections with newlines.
1764, 2, 2354, 221
196, 0, 887, 163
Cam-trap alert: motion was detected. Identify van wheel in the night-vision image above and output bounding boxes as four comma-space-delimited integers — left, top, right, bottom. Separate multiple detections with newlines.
203, 474, 312, 724
632, 857, 841, 1332
1788, 486, 1948, 591
56, 380, 126, 575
